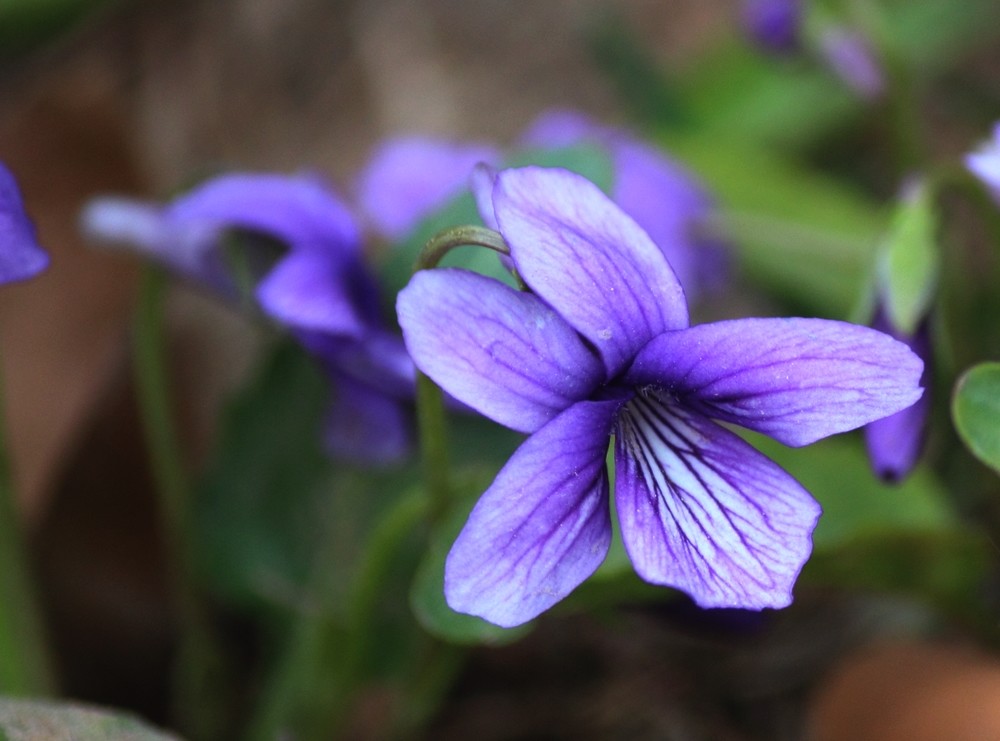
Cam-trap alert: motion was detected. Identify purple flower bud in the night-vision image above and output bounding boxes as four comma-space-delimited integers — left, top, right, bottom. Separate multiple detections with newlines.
819, 27, 885, 99
742, 0, 801, 53
966, 123, 1000, 202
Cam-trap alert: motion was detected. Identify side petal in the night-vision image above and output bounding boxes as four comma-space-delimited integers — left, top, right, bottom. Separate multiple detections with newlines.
322, 374, 409, 464
256, 249, 366, 337
397, 268, 603, 433
626, 317, 925, 447
445, 399, 619, 627
615, 394, 820, 609
493, 166, 689, 378
0, 163, 49, 282
168, 172, 361, 253
355, 137, 500, 241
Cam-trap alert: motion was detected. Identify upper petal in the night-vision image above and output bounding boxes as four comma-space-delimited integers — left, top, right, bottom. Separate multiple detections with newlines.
445, 399, 619, 627
397, 268, 603, 433
168, 172, 361, 254
614, 393, 820, 609
355, 137, 500, 241
493, 166, 689, 378
0, 163, 49, 283
626, 317, 925, 447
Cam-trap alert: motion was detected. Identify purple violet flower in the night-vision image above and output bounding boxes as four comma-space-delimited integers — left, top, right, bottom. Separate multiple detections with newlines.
863, 303, 931, 482
0, 162, 49, 283
397, 167, 925, 627
742, 0, 801, 53
355, 137, 500, 241
83, 172, 413, 463
818, 26, 884, 99
520, 110, 727, 300
966, 123, 1000, 201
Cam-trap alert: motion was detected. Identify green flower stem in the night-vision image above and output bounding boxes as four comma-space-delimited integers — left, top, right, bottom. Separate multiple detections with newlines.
247, 488, 428, 741
0, 355, 54, 694
132, 269, 227, 739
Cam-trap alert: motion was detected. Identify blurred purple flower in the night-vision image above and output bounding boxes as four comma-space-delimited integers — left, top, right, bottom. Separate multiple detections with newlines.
819, 27, 884, 99
966, 123, 1000, 201
742, 0, 800, 53
355, 111, 727, 300
0, 162, 49, 283
83, 172, 413, 463
397, 167, 925, 627
863, 303, 931, 482
355, 137, 500, 241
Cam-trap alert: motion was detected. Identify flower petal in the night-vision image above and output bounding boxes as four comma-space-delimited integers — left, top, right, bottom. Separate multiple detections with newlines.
614, 393, 820, 609
355, 137, 500, 240
445, 399, 619, 627
626, 317, 925, 447
168, 172, 361, 253
397, 268, 603, 433
0, 163, 49, 282
493, 166, 689, 378
322, 374, 409, 464
256, 249, 367, 337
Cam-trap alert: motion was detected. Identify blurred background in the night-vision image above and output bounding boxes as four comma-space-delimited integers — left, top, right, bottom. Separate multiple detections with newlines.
2, 0, 1000, 738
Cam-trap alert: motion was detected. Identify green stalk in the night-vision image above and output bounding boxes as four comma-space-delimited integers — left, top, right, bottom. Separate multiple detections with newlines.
246, 489, 428, 741
0, 355, 53, 694
132, 269, 226, 739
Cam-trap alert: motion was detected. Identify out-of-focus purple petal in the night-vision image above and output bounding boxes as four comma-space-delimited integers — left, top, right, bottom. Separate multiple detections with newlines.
614, 395, 820, 609
742, 0, 800, 53
626, 317, 924, 447
256, 249, 367, 337
397, 268, 603, 433
819, 27, 884, 99
611, 139, 724, 296
322, 373, 410, 464
864, 312, 932, 482
520, 109, 612, 149
470, 162, 500, 231
445, 399, 619, 627
966, 123, 1000, 201
0, 163, 49, 282
493, 167, 689, 378
356, 137, 500, 241
168, 172, 361, 253
82, 196, 232, 288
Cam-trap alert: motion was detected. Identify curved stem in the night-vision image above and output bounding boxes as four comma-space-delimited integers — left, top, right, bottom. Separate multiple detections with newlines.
414, 225, 509, 272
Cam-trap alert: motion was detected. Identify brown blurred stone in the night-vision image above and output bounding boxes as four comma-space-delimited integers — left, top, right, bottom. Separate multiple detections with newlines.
809, 642, 1000, 741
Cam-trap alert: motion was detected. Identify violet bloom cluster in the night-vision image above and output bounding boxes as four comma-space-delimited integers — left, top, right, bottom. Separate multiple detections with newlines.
83, 173, 412, 463
0, 162, 49, 283
398, 167, 924, 628
818, 27, 884, 99
355, 110, 725, 300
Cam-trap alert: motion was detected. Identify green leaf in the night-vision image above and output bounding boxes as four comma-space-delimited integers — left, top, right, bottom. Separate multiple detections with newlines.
192, 340, 336, 613
410, 469, 530, 645
746, 433, 956, 549
0, 698, 178, 740
952, 362, 1000, 474
666, 135, 882, 316
878, 181, 939, 334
